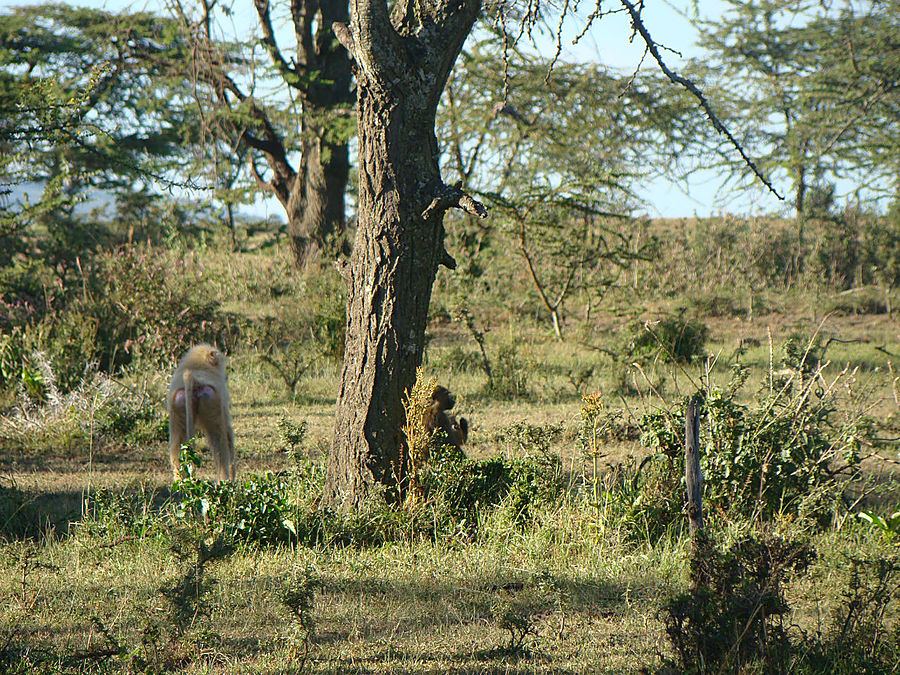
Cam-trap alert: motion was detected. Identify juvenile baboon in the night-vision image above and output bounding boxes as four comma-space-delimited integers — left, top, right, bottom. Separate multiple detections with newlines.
423, 385, 469, 451
167, 344, 235, 481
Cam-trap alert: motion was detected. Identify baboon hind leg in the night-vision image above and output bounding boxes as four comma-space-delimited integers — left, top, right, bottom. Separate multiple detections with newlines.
196, 395, 233, 482
168, 404, 187, 479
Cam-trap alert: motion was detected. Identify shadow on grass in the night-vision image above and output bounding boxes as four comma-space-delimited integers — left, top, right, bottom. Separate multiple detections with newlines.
0, 481, 173, 540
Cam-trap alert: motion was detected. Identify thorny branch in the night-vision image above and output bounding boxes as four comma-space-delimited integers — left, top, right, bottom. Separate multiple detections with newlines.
618, 0, 784, 201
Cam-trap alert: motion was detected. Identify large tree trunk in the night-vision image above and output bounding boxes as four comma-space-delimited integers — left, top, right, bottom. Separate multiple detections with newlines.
282, 131, 350, 267
281, 0, 353, 266
324, 0, 484, 510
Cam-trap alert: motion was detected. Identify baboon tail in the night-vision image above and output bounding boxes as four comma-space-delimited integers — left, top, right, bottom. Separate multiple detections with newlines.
183, 369, 195, 443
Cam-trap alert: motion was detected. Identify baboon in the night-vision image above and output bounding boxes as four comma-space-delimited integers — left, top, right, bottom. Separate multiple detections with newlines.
167, 344, 235, 481
423, 385, 469, 450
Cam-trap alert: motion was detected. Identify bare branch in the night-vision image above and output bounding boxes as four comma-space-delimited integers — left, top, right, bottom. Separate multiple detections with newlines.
253, 0, 301, 88
619, 0, 784, 201
421, 181, 489, 221
332, 21, 356, 58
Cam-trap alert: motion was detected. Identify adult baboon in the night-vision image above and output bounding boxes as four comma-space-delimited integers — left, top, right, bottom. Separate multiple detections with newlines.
423, 385, 468, 451
167, 344, 235, 481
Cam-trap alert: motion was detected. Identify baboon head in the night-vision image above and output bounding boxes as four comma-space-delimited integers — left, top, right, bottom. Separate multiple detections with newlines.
431, 385, 455, 412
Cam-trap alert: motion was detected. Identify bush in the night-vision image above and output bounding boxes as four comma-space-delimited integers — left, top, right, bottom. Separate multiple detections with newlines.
623, 316, 708, 365
0, 244, 228, 396
246, 281, 345, 399
172, 447, 299, 546
490, 341, 531, 398
0, 362, 167, 454
633, 352, 868, 531
421, 442, 565, 533
662, 532, 815, 674
663, 539, 900, 675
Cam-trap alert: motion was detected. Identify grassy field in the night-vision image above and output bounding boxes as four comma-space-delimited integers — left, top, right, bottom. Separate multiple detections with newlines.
2, 216, 900, 673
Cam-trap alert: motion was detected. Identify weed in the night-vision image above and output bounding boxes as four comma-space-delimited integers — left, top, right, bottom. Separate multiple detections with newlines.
491, 596, 538, 654
493, 421, 563, 456
858, 507, 900, 541
636, 357, 868, 526
276, 415, 308, 465
248, 299, 343, 401
454, 304, 494, 388
400, 369, 439, 501
796, 554, 900, 673
279, 567, 318, 668
84, 483, 161, 539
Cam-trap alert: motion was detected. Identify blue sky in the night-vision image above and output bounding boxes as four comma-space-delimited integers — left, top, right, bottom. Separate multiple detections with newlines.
6, 0, 791, 218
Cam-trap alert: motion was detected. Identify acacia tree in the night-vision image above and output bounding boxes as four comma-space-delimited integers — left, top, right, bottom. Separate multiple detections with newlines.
0, 3, 199, 272
169, 0, 354, 266
323, 0, 486, 509
689, 0, 900, 217
439, 40, 681, 338
323, 0, 775, 509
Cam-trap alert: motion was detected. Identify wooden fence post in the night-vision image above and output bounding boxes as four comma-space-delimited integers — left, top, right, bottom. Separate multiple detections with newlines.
685, 397, 703, 537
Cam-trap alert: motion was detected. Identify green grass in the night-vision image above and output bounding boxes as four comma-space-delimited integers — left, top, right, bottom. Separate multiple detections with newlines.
3, 225, 900, 673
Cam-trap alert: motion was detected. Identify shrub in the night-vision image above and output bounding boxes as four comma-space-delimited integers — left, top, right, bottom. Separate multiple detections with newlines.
247, 289, 345, 400
593, 450, 685, 542
420, 443, 564, 532
662, 532, 815, 674
664, 539, 900, 675
0, 362, 167, 454
636, 360, 866, 526
0, 244, 228, 395
172, 448, 299, 546
623, 316, 708, 365
491, 341, 530, 398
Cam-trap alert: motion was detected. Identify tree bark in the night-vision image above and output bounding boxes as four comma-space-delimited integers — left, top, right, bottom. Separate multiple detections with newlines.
281, 129, 350, 267
324, 0, 484, 510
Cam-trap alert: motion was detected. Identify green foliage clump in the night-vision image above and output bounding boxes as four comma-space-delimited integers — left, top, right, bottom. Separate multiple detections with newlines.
95, 395, 168, 448
858, 507, 900, 541
593, 453, 684, 542
662, 532, 815, 674
172, 447, 299, 546
636, 365, 865, 528
247, 277, 345, 400
623, 316, 708, 364
664, 537, 900, 675
493, 421, 563, 455
618, 361, 866, 540
421, 444, 511, 528
421, 435, 564, 533
0, 359, 167, 456
84, 484, 163, 538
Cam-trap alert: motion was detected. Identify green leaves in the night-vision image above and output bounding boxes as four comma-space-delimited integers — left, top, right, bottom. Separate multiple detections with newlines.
689, 0, 900, 212
859, 509, 900, 541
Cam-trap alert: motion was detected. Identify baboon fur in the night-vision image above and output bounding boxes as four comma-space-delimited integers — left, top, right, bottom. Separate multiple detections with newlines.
167, 344, 236, 481
423, 385, 468, 451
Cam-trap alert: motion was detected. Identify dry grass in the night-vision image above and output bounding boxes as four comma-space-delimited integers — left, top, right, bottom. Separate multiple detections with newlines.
3, 228, 900, 673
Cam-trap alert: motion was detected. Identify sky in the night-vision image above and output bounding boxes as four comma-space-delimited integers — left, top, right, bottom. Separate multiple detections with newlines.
4, 0, 792, 219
